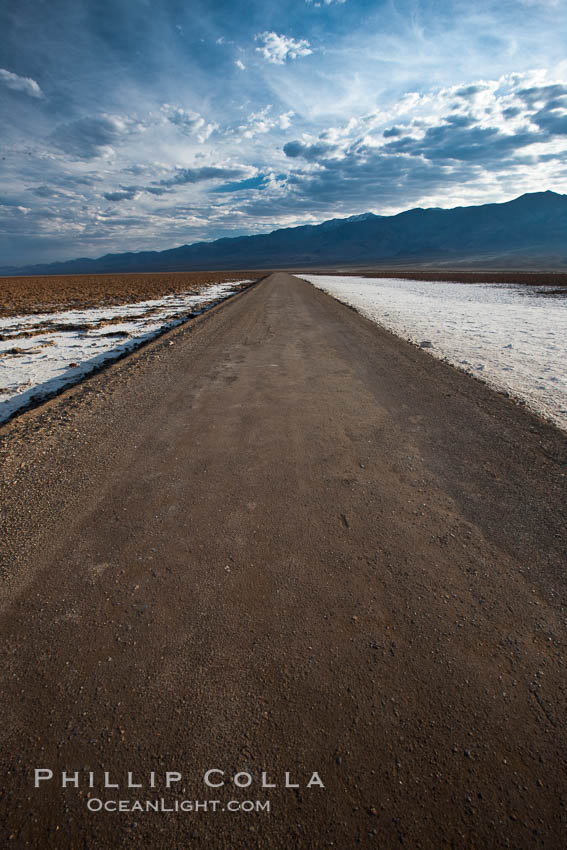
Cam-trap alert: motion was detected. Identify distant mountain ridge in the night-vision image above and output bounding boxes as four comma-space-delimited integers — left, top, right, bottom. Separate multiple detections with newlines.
2, 192, 565, 275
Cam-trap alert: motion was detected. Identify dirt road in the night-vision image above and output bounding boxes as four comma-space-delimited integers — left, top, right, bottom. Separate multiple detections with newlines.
1, 273, 566, 849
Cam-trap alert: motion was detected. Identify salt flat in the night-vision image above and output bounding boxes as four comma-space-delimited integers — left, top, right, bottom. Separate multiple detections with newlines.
302, 274, 567, 431
0, 280, 251, 423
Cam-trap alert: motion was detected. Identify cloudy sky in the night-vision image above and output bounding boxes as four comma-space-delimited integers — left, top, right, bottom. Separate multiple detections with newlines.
1, 0, 566, 266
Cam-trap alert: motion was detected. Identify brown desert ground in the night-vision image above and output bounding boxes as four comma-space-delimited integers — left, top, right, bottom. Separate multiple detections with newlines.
0, 270, 272, 317
2, 268, 566, 318
0, 273, 566, 849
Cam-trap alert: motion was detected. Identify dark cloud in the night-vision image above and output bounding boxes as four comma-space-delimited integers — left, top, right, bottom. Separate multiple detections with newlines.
445, 114, 475, 127
241, 150, 477, 221
103, 186, 139, 201
157, 166, 246, 187
26, 178, 93, 204
59, 174, 96, 188
166, 110, 203, 134
531, 106, 567, 136
383, 122, 540, 164
283, 140, 337, 160
123, 164, 147, 176
545, 97, 567, 110
31, 185, 60, 198
512, 85, 567, 138
284, 112, 544, 172
454, 84, 487, 98
382, 126, 403, 138
103, 184, 172, 201
50, 116, 136, 159
517, 84, 567, 106
144, 186, 169, 195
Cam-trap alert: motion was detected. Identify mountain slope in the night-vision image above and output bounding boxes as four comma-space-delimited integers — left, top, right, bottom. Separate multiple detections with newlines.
2, 192, 565, 275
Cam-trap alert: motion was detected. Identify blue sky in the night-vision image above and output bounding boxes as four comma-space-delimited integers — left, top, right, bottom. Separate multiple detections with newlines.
0, 0, 566, 266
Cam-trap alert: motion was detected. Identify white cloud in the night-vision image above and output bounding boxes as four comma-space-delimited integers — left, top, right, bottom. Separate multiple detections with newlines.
276, 69, 567, 217
235, 59, 246, 70
0, 68, 43, 98
299, 70, 567, 154
238, 106, 275, 139
161, 105, 216, 142
234, 106, 295, 139
306, 0, 346, 4
255, 32, 312, 65
279, 111, 295, 129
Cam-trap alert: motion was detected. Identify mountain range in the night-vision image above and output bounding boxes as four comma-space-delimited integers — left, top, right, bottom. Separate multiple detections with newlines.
2, 191, 565, 276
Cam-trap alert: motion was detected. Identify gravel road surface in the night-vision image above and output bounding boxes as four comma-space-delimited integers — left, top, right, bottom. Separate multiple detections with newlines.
1, 273, 566, 849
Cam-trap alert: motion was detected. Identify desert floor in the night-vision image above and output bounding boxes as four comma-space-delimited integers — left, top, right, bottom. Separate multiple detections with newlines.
2, 268, 565, 317
0, 270, 271, 317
